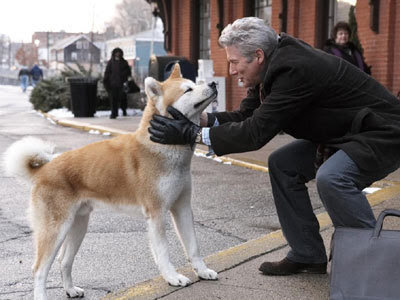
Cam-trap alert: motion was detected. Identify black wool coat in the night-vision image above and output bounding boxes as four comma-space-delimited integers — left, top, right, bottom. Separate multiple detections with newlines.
210, 34, 400, 173
103, 58, 131, 90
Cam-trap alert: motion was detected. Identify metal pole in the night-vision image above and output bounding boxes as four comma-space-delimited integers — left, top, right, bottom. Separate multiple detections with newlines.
47, 32, 49, 68
8, 37, 11, 68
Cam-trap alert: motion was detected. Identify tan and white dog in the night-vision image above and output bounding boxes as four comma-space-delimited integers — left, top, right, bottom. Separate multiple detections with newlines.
3, 64, 218, 300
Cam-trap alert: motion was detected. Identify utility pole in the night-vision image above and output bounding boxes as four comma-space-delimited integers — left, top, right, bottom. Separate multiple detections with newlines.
8, 37, 11, 68
47, 32, 50, 68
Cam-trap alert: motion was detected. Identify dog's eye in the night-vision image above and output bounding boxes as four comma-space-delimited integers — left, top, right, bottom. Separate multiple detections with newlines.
184, 88, 193, 94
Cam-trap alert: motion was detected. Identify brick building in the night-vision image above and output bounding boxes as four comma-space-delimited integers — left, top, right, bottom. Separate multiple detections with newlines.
148, 0, 400, 110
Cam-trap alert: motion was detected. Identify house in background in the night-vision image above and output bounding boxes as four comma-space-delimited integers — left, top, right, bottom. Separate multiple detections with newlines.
105, 19, 166, 83
49, 35, 101, 74
147, 0, 400, 111
32, 31, 106, 68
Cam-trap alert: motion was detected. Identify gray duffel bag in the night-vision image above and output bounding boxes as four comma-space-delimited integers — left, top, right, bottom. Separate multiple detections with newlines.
330, 209, 400, 300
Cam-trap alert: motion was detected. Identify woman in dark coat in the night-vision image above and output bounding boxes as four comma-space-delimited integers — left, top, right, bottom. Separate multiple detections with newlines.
103, 47, 132, 118
324, 21, 371, 74
148, 17, 400, 276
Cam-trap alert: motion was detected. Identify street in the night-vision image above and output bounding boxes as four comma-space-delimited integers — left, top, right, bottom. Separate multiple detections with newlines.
0, 85, 325, 299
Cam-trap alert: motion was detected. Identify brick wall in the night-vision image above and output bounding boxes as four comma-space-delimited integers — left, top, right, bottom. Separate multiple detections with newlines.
357, 0, 399, 94
166, 0, 400, 111
393, 1, 400, 95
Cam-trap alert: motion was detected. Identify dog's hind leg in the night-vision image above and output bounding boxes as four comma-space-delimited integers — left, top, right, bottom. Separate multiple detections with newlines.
170, 188, 218, 281
58, 203, 92, 298
147, 210, 192, 286
31, 203, 75, 300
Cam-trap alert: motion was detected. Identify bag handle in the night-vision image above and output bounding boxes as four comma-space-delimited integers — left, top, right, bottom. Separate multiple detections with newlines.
372, 209, 400, 238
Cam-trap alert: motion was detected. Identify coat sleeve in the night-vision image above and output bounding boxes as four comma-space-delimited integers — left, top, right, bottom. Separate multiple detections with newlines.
210, 65, 315, 156
211, 87, 261, 124
103, 62, 111, 90
123, 60, 132, 81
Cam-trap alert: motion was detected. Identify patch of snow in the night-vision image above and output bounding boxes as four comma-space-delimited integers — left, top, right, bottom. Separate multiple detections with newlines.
362, 187, 382, 194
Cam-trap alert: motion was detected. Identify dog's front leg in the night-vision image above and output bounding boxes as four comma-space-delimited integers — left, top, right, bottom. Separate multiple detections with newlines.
147, 212, 192, 286
170, 190, 218, 281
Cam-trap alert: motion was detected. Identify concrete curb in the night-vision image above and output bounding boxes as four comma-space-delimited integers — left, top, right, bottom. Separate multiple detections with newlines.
103, 183, 400, 300
43, 112, 269, 173
42, 112, 131, 136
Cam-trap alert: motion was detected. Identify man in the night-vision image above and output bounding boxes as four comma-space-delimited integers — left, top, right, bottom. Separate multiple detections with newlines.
30, 64, 43, 87
103, 47, 132, 119
18, 66, 30, 92
148, 17, 400, 275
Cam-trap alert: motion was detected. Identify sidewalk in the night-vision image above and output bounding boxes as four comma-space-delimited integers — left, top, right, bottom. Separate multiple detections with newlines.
45, 112, 400, 300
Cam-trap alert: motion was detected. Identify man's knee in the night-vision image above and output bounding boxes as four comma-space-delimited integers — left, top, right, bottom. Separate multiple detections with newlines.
315, 167, 345, 199
268, 150, 281, 171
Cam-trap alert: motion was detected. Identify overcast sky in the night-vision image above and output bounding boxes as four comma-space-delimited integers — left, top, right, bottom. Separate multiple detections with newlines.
1, 0, 357, 43
0, 0, 122, 42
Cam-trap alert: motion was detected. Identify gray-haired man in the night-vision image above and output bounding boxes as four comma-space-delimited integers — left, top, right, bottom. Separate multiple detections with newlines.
149, 17, 400, 276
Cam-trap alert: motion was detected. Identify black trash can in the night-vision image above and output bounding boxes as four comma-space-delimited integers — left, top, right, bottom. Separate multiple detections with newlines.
148, 56, 198, 81
164, 59, 197, 82
68, 77, 98, 117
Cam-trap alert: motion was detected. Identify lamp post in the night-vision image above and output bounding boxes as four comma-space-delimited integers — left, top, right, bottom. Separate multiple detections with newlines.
34, 39, 40, 65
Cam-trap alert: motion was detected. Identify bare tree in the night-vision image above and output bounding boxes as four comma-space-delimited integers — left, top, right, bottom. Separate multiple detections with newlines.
15, 44, 38, 67
108, 0, 153, 37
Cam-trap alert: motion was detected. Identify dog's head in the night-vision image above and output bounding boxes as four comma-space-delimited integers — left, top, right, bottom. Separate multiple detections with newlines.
144, 63, 218, 124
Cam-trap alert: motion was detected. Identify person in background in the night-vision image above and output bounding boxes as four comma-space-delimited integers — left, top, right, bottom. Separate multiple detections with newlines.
30, 64, 43, 87
103, 48, 132, 119
18, 67, 30, 92
324, 21, 371, 74
148, 17, 400, 277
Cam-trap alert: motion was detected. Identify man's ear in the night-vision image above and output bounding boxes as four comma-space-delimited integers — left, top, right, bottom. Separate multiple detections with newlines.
144, 77, 162, 99
255, 49, 265, 64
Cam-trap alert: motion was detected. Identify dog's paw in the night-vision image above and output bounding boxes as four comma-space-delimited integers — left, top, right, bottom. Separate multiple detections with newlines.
66, 286, 84, 298
166, 273, 192, 287
198, 268, 218, 281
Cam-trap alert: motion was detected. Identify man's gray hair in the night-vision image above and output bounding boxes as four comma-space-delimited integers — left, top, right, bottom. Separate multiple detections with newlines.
219, 17, 278, 61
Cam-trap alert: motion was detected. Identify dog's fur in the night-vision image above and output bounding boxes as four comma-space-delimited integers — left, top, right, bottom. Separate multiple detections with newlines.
3, 64, 218, 300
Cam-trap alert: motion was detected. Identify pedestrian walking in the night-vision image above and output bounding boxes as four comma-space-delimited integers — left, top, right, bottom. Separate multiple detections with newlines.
103, 48, 132, 119
148, 17, 400, 277
324, 21, 371, 74
18, 67, 30, 92
30, 64, 43, 87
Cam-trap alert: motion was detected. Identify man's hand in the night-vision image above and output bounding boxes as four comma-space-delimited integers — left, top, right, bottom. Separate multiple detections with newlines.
148, 106, 201, 147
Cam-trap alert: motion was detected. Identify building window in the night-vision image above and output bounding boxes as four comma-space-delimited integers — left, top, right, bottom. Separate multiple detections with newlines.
255, 0, 272, 24
327, 0, 357, 39
199, 0, 210, 59
76, 40, 89, 50
71, 52, 77, 61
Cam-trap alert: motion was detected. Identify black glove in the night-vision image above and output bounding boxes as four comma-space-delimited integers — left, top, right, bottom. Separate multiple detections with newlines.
148, 106, 201, 147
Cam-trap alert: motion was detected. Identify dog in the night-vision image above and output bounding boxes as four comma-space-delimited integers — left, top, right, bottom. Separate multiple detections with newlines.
3, 64, 218, 300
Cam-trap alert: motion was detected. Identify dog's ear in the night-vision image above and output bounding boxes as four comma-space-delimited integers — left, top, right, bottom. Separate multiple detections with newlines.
144, 77, 162, 99
168, 63, 182, 79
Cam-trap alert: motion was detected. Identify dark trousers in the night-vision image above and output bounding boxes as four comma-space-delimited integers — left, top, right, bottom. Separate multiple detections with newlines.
109, 87, 127, 117
268, 139, 396, 264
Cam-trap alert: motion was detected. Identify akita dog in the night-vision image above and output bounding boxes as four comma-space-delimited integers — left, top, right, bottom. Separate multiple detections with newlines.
3, 64, 218, 300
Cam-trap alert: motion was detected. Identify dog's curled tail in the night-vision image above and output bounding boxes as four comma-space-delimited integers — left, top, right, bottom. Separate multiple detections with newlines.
2, 136, 55, 181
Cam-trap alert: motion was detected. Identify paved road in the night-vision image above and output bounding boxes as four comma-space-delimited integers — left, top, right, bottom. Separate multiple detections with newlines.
0, 85, 323, 299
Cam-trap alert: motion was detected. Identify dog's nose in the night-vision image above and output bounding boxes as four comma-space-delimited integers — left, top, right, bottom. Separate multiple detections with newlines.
208, 81, 217, 89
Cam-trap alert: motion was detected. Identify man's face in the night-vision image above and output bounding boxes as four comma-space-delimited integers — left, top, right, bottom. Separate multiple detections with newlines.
225, 45, 265, 88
